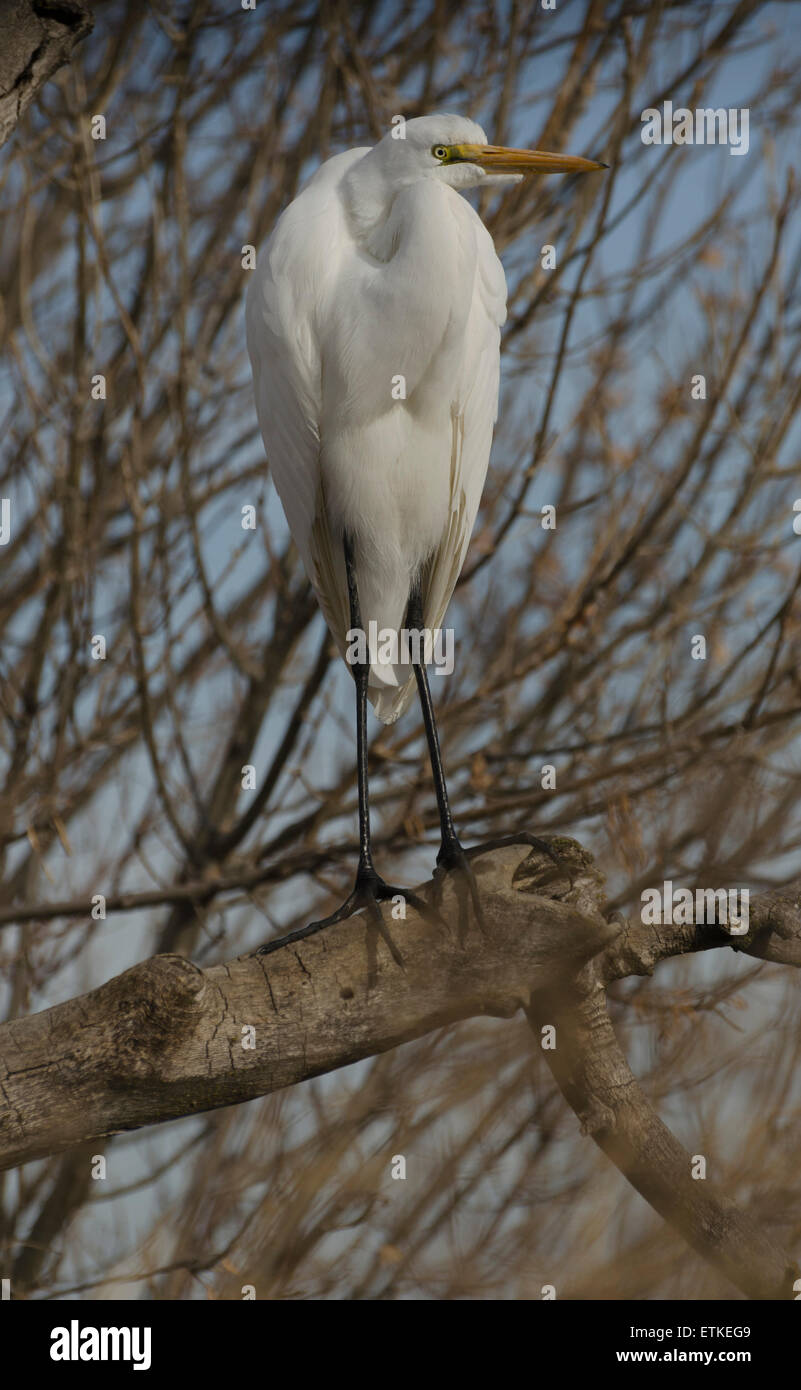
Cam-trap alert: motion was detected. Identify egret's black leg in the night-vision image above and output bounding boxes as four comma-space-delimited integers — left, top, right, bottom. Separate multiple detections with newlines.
406, 587, 564, 936
406, 587, 486, 937
255, 537, 433, 963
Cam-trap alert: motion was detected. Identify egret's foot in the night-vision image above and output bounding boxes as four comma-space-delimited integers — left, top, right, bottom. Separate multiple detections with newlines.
433, 833, 568, 940
253, 864, 438, 965
461, 831, 560, 865
462, 832, 569, 894
433, 836, 488, 940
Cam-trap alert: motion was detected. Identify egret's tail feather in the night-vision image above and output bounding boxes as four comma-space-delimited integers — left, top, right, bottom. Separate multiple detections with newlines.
370, 674, 416, 725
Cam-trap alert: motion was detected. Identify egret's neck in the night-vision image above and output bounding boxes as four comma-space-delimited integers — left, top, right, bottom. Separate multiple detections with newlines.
340, 155, 399, 260
341, 154, 464, 281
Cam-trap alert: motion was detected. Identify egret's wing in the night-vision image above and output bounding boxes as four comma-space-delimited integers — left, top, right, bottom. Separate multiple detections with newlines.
372, 209, 506, 724
246, 254, 319, 569
245, 155, 366, 650
424, 215, 505, 631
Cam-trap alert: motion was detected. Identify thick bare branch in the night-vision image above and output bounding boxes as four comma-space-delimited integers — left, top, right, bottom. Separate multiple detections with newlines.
0, 0, 92, 149
0, 842, 614, 1174
1, 834, 797, 1302
529, 978, 798, 1301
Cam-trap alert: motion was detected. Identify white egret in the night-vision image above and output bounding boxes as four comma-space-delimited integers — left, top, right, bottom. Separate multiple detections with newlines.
246, 113, 605, 954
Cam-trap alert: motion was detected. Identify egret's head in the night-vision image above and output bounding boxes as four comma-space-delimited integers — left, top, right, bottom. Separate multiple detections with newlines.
376, 113, 607, 190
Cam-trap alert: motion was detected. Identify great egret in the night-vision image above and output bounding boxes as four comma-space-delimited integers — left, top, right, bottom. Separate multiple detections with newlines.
247, 113, 605, 955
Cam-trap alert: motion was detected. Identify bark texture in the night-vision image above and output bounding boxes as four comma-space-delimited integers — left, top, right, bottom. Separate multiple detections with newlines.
0, 0, 92, 149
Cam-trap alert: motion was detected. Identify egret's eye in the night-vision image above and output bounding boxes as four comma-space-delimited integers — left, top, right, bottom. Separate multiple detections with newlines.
432, 145, 449, 162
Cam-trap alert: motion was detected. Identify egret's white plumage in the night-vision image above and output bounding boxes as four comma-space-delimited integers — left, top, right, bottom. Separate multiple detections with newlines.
246, 115, 510, 722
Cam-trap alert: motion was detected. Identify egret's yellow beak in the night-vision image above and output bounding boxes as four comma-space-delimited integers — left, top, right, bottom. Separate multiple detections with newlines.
452, 143, 607, 174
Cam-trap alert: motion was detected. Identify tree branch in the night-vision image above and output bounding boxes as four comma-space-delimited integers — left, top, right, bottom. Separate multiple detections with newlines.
0, 842, 613, 1172
529, 983, 797, 1301
0, 835, 798, 1299
0, 0, 93, 150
